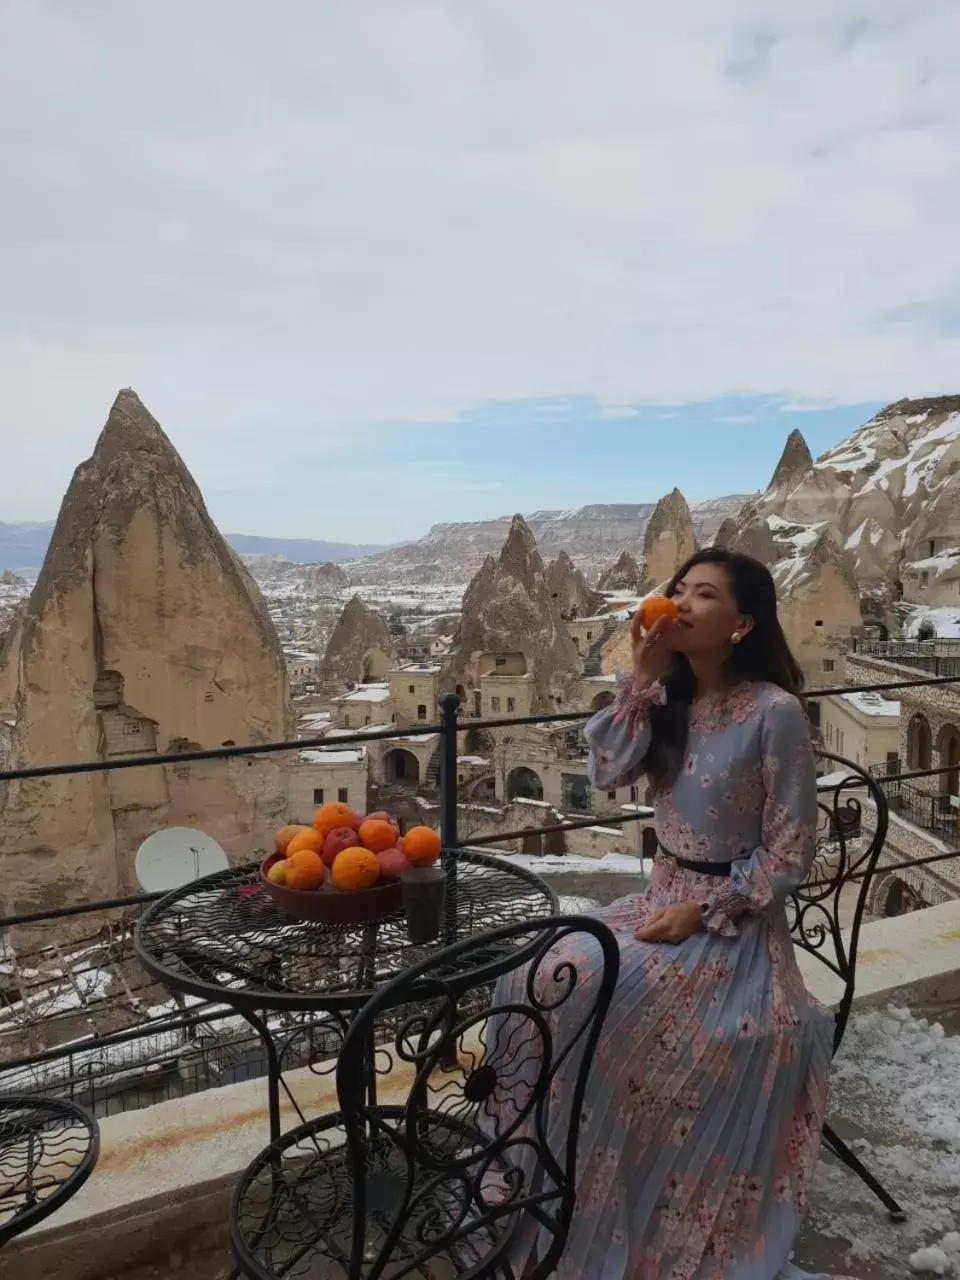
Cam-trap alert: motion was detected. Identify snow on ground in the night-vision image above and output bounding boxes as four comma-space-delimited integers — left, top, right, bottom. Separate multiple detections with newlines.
483, 849, 654, 876
802, 1006, 960, 1276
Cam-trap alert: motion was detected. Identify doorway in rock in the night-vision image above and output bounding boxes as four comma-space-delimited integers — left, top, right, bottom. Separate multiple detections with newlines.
383, 748, 420, 788
506, 766, 544, 802
521, 832, 543, 855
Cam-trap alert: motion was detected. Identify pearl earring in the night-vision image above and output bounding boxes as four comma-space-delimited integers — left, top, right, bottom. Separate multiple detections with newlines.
730, 632, 742, 645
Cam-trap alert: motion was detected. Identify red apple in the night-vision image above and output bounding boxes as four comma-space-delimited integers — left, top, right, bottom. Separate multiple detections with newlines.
322, 826, 360, 869
376, 847, 410, 881
365, 810, 399, 830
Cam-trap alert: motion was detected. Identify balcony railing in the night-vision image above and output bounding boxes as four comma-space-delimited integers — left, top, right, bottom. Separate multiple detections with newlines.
854, 637, 960, 678
870, 771, 960, 850
1, 668, 959, 1122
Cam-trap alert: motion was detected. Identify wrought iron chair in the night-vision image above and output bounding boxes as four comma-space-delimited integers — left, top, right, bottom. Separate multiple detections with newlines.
229, 915, 620, 1280
790, 751, 906, 1221
0, 1095, 100, 1246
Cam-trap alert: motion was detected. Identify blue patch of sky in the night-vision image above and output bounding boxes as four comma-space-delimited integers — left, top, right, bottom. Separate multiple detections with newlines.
202, 394, 883, 542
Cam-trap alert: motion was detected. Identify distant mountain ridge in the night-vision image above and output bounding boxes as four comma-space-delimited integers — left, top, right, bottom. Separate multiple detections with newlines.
344, 496, 753, 583
1, 495, 750, 580
0, 522, 387, 571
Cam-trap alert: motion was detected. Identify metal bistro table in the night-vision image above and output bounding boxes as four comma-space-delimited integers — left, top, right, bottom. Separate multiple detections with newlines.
134, 850, 558, 1141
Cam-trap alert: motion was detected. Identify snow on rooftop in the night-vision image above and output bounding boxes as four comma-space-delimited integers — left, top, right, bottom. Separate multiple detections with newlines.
397, 662, 441, 674
457, 755, 489, 766
905, 608, 960, 639
339, 684, 391, 703
841, 690, 901, 718
904, 547, 960, 576
299, 748, 365, 765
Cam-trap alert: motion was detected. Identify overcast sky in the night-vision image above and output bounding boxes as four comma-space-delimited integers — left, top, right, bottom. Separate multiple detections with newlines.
1, 2, 959, 542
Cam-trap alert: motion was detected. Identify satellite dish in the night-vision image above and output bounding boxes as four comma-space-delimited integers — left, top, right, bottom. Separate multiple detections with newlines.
135, 827, 229, 892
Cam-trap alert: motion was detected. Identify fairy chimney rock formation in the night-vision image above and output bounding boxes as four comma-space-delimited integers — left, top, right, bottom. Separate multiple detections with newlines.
301, 561, 349, 592
713, 517, 739, 549
547, 551, 601, 618
445, 515, 581, 712
642, 489, 696, 589
319, 596, 394, 691
597, 550, 645, 594
769, 429, 814, 493
0, 389, 292, 915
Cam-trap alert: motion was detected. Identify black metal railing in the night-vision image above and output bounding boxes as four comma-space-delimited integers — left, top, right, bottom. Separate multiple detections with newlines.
1, 668, 959, 1118
876, 776, 960, 850
854, 637, 960, 678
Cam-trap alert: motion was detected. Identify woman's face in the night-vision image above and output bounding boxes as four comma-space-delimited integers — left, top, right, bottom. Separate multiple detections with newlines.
667, 562, 751, 655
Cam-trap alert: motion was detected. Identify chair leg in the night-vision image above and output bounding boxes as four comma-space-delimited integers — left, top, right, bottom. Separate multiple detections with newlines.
821, 1121, 907, 1222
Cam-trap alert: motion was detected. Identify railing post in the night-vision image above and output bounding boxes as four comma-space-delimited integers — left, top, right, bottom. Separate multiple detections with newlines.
439, 693, 460, 852
439, 693, 460, 952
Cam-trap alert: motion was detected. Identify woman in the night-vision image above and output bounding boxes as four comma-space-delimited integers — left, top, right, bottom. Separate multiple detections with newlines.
496, 548, 836, 1280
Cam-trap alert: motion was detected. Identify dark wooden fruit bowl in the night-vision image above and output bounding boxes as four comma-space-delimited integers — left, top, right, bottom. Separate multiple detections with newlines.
260, 853, 404, 924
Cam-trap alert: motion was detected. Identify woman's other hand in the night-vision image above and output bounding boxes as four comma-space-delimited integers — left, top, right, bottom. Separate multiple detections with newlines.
634, 900, 702, 943
633, 615, 680, 689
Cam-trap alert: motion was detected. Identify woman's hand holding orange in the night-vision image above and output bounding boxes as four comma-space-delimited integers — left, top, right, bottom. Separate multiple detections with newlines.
634, 900, 703, 943
632, 614, 680, 689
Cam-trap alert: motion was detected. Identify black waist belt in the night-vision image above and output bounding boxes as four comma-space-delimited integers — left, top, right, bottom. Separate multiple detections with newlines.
657, 845, 733, 877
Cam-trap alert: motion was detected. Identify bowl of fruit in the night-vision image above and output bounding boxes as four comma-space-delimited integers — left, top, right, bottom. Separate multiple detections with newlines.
261, 802, 443, 925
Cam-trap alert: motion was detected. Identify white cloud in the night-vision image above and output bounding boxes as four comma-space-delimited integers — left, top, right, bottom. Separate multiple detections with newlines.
1, 0, 960, 521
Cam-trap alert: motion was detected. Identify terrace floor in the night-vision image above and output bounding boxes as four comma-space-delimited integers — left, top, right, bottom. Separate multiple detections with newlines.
96, 1000, 960, 1280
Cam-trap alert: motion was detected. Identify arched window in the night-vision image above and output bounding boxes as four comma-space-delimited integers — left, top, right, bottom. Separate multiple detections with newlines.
906, 714, 932, 771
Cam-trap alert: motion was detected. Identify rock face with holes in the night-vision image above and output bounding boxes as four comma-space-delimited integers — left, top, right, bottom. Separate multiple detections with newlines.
717, 397, 960, 668
443, 515, 581, 713
726, 398, 960, 630
642, 488, 696, 589
0, 390, 291, 914
546, 551, 602, 618
318, 596, 394, 692
597, 550, 645, 595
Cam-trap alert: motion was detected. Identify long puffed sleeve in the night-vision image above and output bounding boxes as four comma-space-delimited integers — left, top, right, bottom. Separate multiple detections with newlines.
701, 693, 819, 936
585, 676, 666, 790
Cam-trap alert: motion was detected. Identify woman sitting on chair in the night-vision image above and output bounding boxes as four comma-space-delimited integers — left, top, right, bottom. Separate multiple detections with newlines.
506, 548, 837, 1279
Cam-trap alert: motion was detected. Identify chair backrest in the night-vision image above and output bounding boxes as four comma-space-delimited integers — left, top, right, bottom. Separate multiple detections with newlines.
335, 914, 620, 1280
788, 751, 889, 1052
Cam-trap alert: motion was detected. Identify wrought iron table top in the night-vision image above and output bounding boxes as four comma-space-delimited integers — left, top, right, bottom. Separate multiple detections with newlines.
134, 850, 558, 1014
0, 1095, 100, 1247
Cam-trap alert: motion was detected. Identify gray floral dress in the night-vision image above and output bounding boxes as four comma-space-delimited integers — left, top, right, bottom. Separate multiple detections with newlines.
496, 677, 836, 1279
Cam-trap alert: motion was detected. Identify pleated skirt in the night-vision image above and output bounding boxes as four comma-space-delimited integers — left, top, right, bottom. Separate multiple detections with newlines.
489, 894, 834, 1280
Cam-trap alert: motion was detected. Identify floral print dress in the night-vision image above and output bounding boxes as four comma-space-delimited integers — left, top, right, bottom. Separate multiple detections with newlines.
494, 678, 836, 1280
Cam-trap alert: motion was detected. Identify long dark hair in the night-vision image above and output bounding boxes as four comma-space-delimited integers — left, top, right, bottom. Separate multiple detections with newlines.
643, 547, 804, 791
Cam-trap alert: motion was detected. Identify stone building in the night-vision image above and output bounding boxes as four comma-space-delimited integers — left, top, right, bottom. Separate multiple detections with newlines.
287, 746, 368, 822
819, 689, 901, 773
331, 683, 393, 729
388, 663, 441, 726
845, 650, 960, 916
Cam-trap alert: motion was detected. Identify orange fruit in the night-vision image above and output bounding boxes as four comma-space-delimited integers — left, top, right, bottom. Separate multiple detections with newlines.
285, 828, 325, 858
275, 824, 312, 855
632, 594, 678, 640
266, 860, 288, 886
358, 818, 400, 854
313, 802, 362, 839
285, 849, 326, 890
331, 847, 381, 892
401, 826, 442, 867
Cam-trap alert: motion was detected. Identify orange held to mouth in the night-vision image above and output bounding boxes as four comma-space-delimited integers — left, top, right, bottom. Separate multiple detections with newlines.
631, 594, 679, 641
